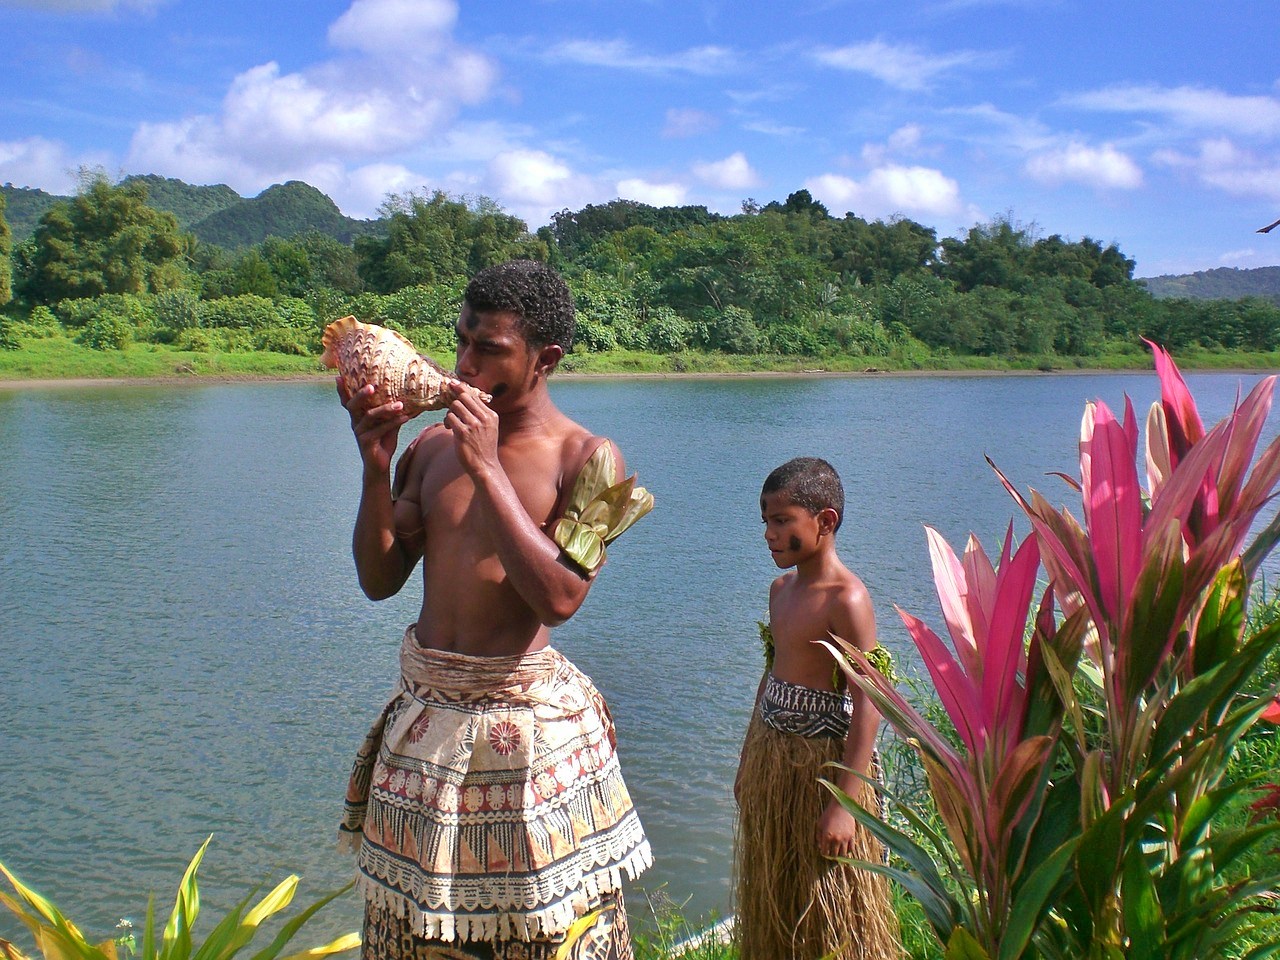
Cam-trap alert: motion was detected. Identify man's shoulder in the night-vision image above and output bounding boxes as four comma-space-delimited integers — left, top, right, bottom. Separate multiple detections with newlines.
557, 423, 621, 479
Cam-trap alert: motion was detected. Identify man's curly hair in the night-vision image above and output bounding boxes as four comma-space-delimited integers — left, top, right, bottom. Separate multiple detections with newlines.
761, 457, 845, 532
463, 260, 576, 352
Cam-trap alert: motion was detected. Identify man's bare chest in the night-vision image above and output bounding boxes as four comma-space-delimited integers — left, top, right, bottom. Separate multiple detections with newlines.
417, 451, 563, 531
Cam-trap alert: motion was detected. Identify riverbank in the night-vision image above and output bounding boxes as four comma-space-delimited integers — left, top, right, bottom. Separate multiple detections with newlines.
3, 363, 1278, 392
2, 337, 1279, 390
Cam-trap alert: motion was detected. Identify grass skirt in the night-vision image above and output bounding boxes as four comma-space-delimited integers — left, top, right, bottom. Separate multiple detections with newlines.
734, 711, 901, 960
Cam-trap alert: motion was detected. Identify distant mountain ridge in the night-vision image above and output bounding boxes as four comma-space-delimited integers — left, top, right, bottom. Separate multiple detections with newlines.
1140, 265, 1280, 305
1, 175, 383, 249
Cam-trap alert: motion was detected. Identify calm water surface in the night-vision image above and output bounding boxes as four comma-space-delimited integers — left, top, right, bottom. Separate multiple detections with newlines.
1, 370, 1275, 942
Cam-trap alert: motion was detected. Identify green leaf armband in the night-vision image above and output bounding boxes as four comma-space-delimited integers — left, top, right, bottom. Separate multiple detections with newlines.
550, 441, 655, 576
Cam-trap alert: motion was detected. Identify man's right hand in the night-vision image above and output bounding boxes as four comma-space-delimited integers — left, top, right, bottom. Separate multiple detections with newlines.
338, 379, 410, 475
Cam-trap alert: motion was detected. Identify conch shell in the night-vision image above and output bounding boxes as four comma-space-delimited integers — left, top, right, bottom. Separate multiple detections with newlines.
321, 316, 486, 415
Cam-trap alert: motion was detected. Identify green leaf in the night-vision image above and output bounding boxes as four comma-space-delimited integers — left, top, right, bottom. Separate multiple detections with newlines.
161, 836, 211, 960
143, 896, 155, 960
245, 883, 354, 960
986, 736, 1055, 853
1121, 514, 1185, 702
996, 836, 1080, 960
944, 926, 993, 960
1151, 620, 1280, 762
272, 934, 360, 960
189, 883, 264, 960
820, 780, 962, 938
1192, 559, 1246, 675
1121, 845, 1165, 960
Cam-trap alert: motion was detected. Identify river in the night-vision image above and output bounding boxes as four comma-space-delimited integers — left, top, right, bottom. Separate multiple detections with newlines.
0, 369, 1274, 944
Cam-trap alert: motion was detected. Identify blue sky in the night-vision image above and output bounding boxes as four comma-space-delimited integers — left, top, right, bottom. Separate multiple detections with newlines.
2, 0, 1278, 278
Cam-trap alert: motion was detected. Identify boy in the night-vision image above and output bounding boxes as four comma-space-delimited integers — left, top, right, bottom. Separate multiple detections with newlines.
734, 457, 901, 960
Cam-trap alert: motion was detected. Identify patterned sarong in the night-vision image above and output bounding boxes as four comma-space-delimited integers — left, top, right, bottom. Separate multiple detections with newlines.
341, 626, 652, 950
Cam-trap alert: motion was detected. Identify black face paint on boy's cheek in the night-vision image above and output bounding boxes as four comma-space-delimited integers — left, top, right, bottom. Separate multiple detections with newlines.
489, 383, 509, 399
789, 535, 801, 551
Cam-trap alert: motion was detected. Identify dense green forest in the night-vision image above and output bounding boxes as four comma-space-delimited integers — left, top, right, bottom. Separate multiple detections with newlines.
1141, 265, 1280, 305
2, 172, 1279, 371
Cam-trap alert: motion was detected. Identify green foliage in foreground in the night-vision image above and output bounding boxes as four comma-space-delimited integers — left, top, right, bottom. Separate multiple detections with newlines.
0, 837, 358, 960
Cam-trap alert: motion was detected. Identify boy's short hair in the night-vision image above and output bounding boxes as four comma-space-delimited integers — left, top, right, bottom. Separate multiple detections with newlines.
762, 457, 845, 532
464, 260, 576, 353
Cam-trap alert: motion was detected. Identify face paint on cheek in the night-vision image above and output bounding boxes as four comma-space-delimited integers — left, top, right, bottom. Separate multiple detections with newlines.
488, 382, 509, 399
789, 535, 802, 551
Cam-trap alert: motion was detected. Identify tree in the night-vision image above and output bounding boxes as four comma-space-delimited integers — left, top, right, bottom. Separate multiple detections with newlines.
0, 190, 11, 306
23, 175, 190, 304
356, 191, 543, 294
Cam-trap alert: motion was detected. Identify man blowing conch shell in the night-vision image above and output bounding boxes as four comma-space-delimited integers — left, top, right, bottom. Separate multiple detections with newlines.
335, 260, 654, 960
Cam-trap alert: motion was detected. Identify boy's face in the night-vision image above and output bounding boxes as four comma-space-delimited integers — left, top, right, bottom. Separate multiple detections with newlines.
760, 490, 829, 568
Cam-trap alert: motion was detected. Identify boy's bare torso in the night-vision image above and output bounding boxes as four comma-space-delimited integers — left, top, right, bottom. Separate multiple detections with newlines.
394, 416, 602, 657
769, 566, 867, 692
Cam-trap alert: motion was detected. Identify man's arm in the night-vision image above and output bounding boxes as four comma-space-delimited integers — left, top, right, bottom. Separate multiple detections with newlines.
445, 391, 598, 626
340, 381, 421, 600
817, 583, 881, 858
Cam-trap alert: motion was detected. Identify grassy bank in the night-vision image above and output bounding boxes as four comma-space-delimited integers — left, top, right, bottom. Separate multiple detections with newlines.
3, 334, 1280, 384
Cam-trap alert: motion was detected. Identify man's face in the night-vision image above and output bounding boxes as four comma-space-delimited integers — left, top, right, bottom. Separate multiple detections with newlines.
453, 306, 539, 406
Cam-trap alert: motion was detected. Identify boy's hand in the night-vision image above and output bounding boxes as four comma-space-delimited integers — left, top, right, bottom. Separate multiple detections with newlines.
817, 799, 860, 859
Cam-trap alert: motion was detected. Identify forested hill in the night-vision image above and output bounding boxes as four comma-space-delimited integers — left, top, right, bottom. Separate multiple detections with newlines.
0, 176, 382, 248
1140, 266, 1280, 305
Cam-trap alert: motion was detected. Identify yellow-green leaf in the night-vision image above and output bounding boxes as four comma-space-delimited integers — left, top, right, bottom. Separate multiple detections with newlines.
242, 878, 297, 929
273, 933, 360, 960
553, 911, 601, 960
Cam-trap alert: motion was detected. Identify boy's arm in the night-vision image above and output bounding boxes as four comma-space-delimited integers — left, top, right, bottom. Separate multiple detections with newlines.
817, 583, 881, 858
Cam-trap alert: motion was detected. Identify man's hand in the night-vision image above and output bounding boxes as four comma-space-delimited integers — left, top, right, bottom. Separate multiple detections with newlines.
817, 799, 860, 859
443, 386, 500, 479
338, 379, 409, 475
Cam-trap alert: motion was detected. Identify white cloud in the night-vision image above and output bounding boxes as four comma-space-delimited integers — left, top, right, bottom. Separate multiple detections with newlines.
328, 0, 456, 55
544, 39, 735, 76
482, 149, 602, 225
740, 118, 804, 137
1155, 138, 1280, 201
327, 163, 425, 219
805, 164, 962, 218
126, 0, 497, 196
0, 136, 111, 193
617, 178, 688, 207
1065, 84, 1280, 137
692, 151, 761, 190
861, 123, 930, 164
1025, 142, 1143, 189
813, 39, 985, 91
663, 107, 719, 139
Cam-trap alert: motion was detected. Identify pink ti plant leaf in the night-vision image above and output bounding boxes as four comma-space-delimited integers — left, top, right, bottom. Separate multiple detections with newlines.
1261, 698, 1280, 724
1145, 337, 1205, 461
982, 530, 1041, 756
1081, 398, 1144, 631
